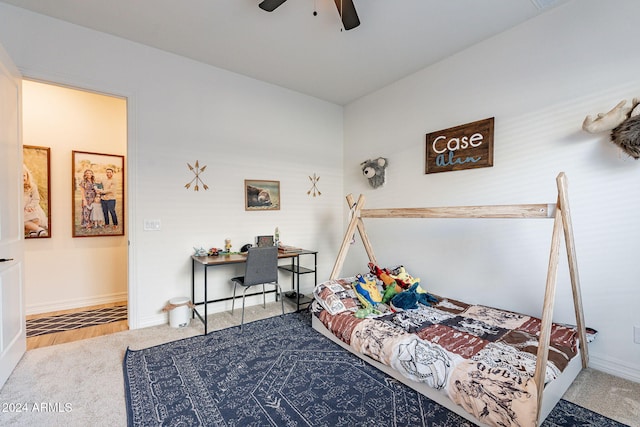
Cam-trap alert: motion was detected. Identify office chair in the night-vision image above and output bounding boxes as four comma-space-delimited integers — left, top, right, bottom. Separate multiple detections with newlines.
231, 246, 284, 331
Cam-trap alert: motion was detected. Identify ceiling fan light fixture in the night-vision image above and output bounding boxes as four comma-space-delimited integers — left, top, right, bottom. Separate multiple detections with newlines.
258, 0, 287, 12
333, 0, 360, 30
258, 0, 360, 31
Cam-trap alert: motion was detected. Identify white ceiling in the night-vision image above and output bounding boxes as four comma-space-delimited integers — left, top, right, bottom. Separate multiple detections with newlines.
0, 0, 568, 105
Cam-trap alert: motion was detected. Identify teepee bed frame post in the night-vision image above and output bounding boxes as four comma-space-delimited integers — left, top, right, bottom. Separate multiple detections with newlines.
328, 172, 588, 425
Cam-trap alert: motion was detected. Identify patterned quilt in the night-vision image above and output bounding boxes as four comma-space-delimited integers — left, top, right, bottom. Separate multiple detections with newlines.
312, 277, 595, 427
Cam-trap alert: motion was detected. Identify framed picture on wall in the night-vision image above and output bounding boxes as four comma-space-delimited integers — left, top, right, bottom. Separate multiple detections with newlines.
244, 179, 280, 211
72, 150, 125, 237
23, 145, 51, 239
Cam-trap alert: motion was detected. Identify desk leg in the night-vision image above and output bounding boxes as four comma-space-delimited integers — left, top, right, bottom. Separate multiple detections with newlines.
290, 257, 295, 296
296, 255, 301, 311
191, 258, 195, 319
204, 264, 208, 334
313, 252, 317, 299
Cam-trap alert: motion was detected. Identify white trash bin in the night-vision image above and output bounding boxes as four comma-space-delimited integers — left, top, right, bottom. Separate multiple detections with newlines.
168, 297, 190, 328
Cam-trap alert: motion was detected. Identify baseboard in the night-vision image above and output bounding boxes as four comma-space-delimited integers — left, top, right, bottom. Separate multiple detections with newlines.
588, 353, 640, 383
136, 313, 168, 329
25, 292, 128, 315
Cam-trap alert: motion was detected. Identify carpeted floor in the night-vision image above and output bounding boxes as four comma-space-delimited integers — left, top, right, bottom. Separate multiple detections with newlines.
123, 311, 629, 427
26, 305, 127, 337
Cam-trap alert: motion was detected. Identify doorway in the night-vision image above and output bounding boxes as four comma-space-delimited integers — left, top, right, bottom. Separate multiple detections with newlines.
22, 80, 128, 348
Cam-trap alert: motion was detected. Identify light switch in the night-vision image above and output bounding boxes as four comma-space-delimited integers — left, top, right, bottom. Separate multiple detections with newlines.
143, 219, 161, 231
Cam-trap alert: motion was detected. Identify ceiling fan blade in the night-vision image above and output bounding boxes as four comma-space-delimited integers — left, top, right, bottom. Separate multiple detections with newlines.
333, 0, 360, 30
259, 0, 288, 12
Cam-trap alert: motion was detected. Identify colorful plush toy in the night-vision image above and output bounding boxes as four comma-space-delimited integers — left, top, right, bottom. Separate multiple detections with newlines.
355, 264, 437, 314
368, 263, 394, 286
390, 283, 438, 310
353, 274, 382, 305
354, 304, 378, 318
351, 281, 378, 318
389, 266, 421, 290
368, 263, 403, 294
381, 284, 399, 304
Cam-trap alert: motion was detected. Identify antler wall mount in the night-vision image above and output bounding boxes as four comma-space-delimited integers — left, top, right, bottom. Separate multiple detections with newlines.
583, 98, 640, 159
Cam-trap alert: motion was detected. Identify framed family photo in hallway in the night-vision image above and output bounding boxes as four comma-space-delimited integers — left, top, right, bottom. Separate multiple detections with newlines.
23, 145, 51, 239
72, 150, 125, 237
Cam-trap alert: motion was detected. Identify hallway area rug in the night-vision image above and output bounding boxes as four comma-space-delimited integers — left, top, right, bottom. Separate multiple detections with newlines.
26, 304, 127, 337
123, 311, 628, 427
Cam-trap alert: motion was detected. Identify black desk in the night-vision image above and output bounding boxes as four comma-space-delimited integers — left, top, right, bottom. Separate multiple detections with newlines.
191, 250, 317, 334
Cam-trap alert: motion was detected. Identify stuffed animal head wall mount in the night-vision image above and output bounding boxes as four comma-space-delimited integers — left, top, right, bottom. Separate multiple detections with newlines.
361, 157, 388, 189
583, 98, 640, 159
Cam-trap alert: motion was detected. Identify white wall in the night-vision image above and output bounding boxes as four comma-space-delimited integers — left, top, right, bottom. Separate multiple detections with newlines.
0, 3, 345, 327
22, 81, 128, 314
342, 0, 640, 382
2, 0, 638, 383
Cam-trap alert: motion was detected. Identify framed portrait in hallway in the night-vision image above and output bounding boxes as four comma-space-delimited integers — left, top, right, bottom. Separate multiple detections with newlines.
72, 150, 125, 237
23, 145, 51, 239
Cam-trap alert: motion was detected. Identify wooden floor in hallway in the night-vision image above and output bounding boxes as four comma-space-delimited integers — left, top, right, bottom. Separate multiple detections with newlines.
26, 301, 128, 350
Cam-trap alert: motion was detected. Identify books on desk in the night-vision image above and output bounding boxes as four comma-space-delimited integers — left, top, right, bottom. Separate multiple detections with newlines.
277, 244, 304, 254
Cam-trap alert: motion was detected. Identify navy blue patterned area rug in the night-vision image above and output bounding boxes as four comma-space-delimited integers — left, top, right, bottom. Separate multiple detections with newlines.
123, 311, 627, 427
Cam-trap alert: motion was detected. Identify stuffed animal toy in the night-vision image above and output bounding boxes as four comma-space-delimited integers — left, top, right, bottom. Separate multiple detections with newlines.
353, 274, 382, 305
360, 157, 389, 189
354, 305, 377, 319
368, 263, 396, 287
381, 283, 399, 304
351, 278, 382, 318
390, 283, 438, 311
368, 263, 403, 302
389, 266, 423, 291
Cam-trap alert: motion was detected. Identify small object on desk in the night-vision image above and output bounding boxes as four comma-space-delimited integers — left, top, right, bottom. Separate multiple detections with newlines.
256, 235, 274, 247
224, 238, 232, 252
278, 244, 303, 254
193, 246, 208, 256
240, 243, 252, 253
208, 248, 220, 256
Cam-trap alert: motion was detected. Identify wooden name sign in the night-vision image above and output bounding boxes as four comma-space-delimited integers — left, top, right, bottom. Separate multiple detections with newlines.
425, 117, 494, 174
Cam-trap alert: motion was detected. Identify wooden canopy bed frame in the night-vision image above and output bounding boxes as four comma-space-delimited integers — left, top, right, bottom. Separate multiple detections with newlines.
311, 172, 588, 426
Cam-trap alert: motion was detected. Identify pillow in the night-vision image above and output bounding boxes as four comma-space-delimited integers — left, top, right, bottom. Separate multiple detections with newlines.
313, 278, 360, 315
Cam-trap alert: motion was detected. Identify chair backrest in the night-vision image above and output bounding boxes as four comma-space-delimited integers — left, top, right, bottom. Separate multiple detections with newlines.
243, 246, 278, 286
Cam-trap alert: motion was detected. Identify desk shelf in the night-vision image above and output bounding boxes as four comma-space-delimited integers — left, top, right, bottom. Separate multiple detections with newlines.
283, 291, 314, 307
278, 250, 317, 312
278, 265, 315, 275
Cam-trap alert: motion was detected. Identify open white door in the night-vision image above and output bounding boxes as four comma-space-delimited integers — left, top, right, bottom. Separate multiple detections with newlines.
0, 42, 25, 389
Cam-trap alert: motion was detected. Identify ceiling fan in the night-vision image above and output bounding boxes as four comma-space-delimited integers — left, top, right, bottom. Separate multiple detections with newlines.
259, 0, 360, 31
